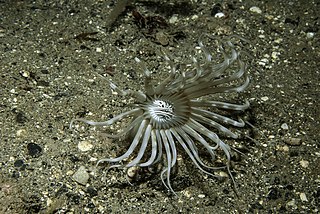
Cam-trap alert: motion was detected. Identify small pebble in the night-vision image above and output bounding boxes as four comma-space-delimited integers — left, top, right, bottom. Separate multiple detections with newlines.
169, 15, 178, 24
299, 192, 308, 202
286, 199, 297, 210
215, 12, 225, 18
250, 6, 262, 14
66, 170, 74, 176
282, 145, 289, 152
271, 51, 280, 60
284, 137, 302, 146
261, 96, 269, 101
14, 159, 26, 170
306, 32, 315, 39
258, 58, 269, 66
277, 145, 289, 152
78, 140, 93, 152
87, 186, 98, 197
27, 142, 42, 158
198, 194, 206, 198
299, 160, 309, 168
211, 3, 222, 16
46, 198, 53, 207
281, 123, 289, 130
268, 135, 275, 139
218, 171, 228, 178
16, 129, 27, 137
274, 38, 283, 44
191, 15, 198, 20
20, 70, 30, 78
73, 166, 90, 185
182, 190, 192, 198
127, 166, 140, 179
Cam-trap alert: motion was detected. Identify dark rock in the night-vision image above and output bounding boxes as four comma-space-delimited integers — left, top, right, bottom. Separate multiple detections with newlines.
27, 142, 42, 158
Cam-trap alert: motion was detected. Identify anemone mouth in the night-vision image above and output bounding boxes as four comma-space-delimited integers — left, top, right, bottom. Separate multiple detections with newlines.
146, 94, 190, 130
148, 99, 175, 123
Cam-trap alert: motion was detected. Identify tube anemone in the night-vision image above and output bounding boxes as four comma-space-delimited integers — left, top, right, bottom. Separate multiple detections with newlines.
71, 34, 251, 194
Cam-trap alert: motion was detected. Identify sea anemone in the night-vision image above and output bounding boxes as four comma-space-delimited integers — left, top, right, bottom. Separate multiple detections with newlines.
71, 34, 250, 193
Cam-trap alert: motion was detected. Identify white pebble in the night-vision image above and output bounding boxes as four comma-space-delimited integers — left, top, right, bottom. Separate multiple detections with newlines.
16, 129, 27, 137
299, 160, 309, 168
271, 51, 280, 59
78, 140, 93, 152
250, 6, 262, 14
281, 123, 289, 130
258, 58, 269, 66
191, 15, 198, 20
218, 171, 228, 178
169, 15, 178, 24
274, 38, 283, 44
299, 192, 308, 202
306, 32, 315, 39
261, 96, 269, 101
73, 166, 90, 185
20, 70, 30, 78
198, 194, 206, 198
127, 166, 139, 178
46, 198, 53, 206
215, 12, 225, 18
280, 145, 289, 152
